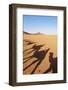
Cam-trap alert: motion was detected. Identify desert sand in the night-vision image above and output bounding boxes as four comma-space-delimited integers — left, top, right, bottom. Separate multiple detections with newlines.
23, 32, 57, 75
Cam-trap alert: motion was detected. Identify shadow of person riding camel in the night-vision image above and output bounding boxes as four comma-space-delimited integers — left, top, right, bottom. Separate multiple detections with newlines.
23, 47, 50, 74
24, 44, 46, 62
24, 44, 45, 58
43, 52, 57, 73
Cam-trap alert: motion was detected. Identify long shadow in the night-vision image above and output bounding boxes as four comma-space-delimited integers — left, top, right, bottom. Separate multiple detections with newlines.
24, 39, 35, 52
24, 39, 35, 45
43, 52, 57, 73
23, 60, 39, 71
25, 50, 34, 55
23, 48, 50, 73
24, 48, 33, 52
24, 44, 44, 60
24, 44, 43, 52
31, 48, 50, 74
24, 57, 32, 63
25, 44, 45, 55
23, 50, 35, 63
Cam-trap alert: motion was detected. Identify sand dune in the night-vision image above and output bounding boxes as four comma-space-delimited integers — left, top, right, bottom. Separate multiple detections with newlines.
23, 32, 57, 75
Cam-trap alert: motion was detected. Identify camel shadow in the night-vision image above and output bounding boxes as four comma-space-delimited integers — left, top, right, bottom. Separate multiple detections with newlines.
43, 52, 57, 73
23, 48, 50, 74
24, 44, 45, 59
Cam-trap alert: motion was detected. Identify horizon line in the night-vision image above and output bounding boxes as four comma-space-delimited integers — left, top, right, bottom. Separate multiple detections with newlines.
23, 31, 57, 35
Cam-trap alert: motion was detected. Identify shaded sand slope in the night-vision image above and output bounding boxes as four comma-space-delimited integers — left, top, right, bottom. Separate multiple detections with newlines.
23, 32, 57, 74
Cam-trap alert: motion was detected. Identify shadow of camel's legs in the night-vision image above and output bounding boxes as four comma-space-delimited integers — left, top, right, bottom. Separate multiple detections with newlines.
23, 60, 39, 71
43, 64, 52, 74
25, 50, 34, 55
31, 48, 50, 74
24, 58, 32, 63
24, 55, 33, 60
31, 60, 41, 74
24, 47, 32, 52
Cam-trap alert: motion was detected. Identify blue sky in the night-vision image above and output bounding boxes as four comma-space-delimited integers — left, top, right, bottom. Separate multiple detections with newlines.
23, 15, 57, 35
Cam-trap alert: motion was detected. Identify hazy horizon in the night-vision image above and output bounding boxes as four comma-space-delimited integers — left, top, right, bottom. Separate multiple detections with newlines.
23, 15, 57, 35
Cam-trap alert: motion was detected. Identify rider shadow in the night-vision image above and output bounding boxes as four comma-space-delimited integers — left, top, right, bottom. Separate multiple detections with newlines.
23, 48, 50, 74
24, 44, 45, 62
43, 52, 57, 73
24, 44, 45, 58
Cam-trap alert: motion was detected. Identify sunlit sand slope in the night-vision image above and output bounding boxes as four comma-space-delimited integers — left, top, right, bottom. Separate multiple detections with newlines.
23, 32, 57, 75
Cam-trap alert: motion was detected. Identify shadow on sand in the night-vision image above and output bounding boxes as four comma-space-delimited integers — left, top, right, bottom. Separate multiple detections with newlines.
24, 44, 45, 61
43, 52, 57, 73
23, 47, 50, 74
23, 39, 57, 74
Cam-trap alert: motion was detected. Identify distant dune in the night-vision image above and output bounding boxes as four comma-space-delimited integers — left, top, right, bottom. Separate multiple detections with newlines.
23, 32, 57, 75
24, 31, 44, 35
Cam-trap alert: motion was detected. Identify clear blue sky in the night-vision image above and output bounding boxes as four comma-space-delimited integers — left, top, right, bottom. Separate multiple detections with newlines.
23, 15, 57, 35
